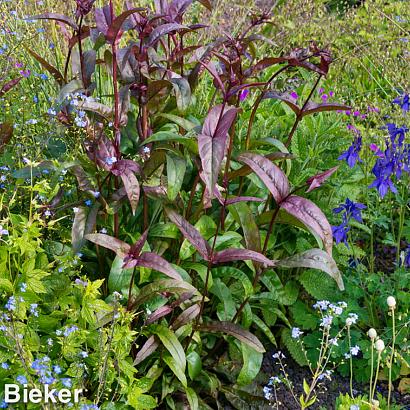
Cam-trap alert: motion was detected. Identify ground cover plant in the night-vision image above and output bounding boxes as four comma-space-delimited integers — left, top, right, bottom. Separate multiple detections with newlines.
0, 0, 408, 409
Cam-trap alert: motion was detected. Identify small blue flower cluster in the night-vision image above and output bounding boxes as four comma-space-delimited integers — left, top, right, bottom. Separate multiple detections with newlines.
369, 123, 409, 198
332, 198, 366, 246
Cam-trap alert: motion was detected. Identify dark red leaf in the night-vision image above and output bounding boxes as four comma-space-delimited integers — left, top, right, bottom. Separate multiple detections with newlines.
198, 104, 238, 198
145, 305, 173, 324
85, 233, 131, 258
129, 230, 148, 257
0, 77, 22, 97
106, 8, 145, 44
95, 5, 113, 36
136, 252, 182, 281
27, 13, 78, 30
237, 152, 290, 203
306, 166, 338, 193
120, 170, 140, 215
213, 248, 276, 267
280, 195, 333, 255
165, 208, 211, 261
301, 101, 351, 117
148, 23, 188, 46
263, 91, 300, 115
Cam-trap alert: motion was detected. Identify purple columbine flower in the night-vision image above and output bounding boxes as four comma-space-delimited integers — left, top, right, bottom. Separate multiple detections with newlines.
332, 222, 350, 246
338, 136, 362, 168
333, 198, 366, 223
404, 244, 410, 267
392, 93, 409, 112
369, 123, 409, 198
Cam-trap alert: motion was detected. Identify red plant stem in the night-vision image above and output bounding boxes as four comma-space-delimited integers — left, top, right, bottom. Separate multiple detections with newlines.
285, 74, 322, 147
244, 65, 289, 150
186, 173, 200, 219
78, 15, 87, 90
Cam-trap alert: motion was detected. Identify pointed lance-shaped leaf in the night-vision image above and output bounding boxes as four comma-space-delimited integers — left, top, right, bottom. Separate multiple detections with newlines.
213, 248, 276, 267
145, 305, 173, 325
148, 23, 188, 46
198, 61, 225, 95
171, 304, 200, 329
106, 8, 146, 44
129, 230, 148, 257
165, 208, 211, 261
198, 104, 238, 198
199, 321, 265, 353
95, 5, 113, 36
280, 195, 333, 255
0, 122, 13, 152
237, 152, 290, 203
27, 13, 78, 30
277, 248, 344, 290
119, 170, 140, 216
306, 166, 338, 193
301, 101, 351, 118
134, 335, 159, 365
136, 252, 182, 281
0, 77, 22, 97
25, 48, 65, 86
262, 91, 300, 116
227, 152, 294, 180
84, 233, 131, 258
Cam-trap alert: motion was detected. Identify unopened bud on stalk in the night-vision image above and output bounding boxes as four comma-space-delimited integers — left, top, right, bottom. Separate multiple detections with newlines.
387, 296, 396, 309
375, 339, 385, 353
371, 399, 380, 408
346, 317, 354, 327
368, 328, 377, 340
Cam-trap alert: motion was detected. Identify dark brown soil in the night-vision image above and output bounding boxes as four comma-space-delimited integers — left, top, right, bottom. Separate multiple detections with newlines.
261, 351, 410, 409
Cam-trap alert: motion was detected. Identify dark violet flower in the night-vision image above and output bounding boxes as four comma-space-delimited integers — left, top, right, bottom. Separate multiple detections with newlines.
239, 89, 249, 102
290, 91, 298, 100
332, 222, 350, 246
333, 198, 366, 223
338, 136, 362, 168
369, 123, 409, 198
392, 93, 409, 112
404, 244, 410, 267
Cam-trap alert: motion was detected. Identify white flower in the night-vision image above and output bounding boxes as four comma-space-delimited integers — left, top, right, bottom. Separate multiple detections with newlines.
368, 328, 377, 340
350, 345, 360, 356
375, 339, 385, 353
268, 376, 281, 385
317, 370, 332, 381
313, 300, 330, 311
329, 304, 343, 315
143, 146, 151, 154
329, 338, 339, 346
263, 386, 273, 401
320, 315, 333, 328
338, 301, 348, 308
387, 296, 396, 309
346, 313, 358, 326
100, 228, 108, 234
272, 351, 285, 360
291, 327, 303, 339
73, 207, 80, 213
350, 405, 360, 410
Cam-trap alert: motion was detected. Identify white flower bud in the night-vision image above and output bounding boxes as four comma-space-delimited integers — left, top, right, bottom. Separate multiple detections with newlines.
368, 328, 377, 340
371, 399, 380, 408
375, 339, 385, 353
386, 296, 396, 309
346, 317, 354, 327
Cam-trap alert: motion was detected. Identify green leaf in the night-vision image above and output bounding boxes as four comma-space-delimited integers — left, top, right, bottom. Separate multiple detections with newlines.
281, 328, 308, 366
185, 387, 199, 410
303, 378, 310, 395
186, 351, 202, 380
0, 278, 13, 293
150, 324, 186, 372
228, 202, 261, 252
299, 269, 339, 301
132, 279, 197, 307
212, 267, 253, 297
141, 131, 197, 153
237, 343, 263, 385
163, 352, 187, 387
179, 215, 216, 260
159, 113, 197, 131
251, 314, 277, 346
199, 321, 265, 353
171, 77, 191, 111
166, 152, 186, 201
108, 255, 134, 293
